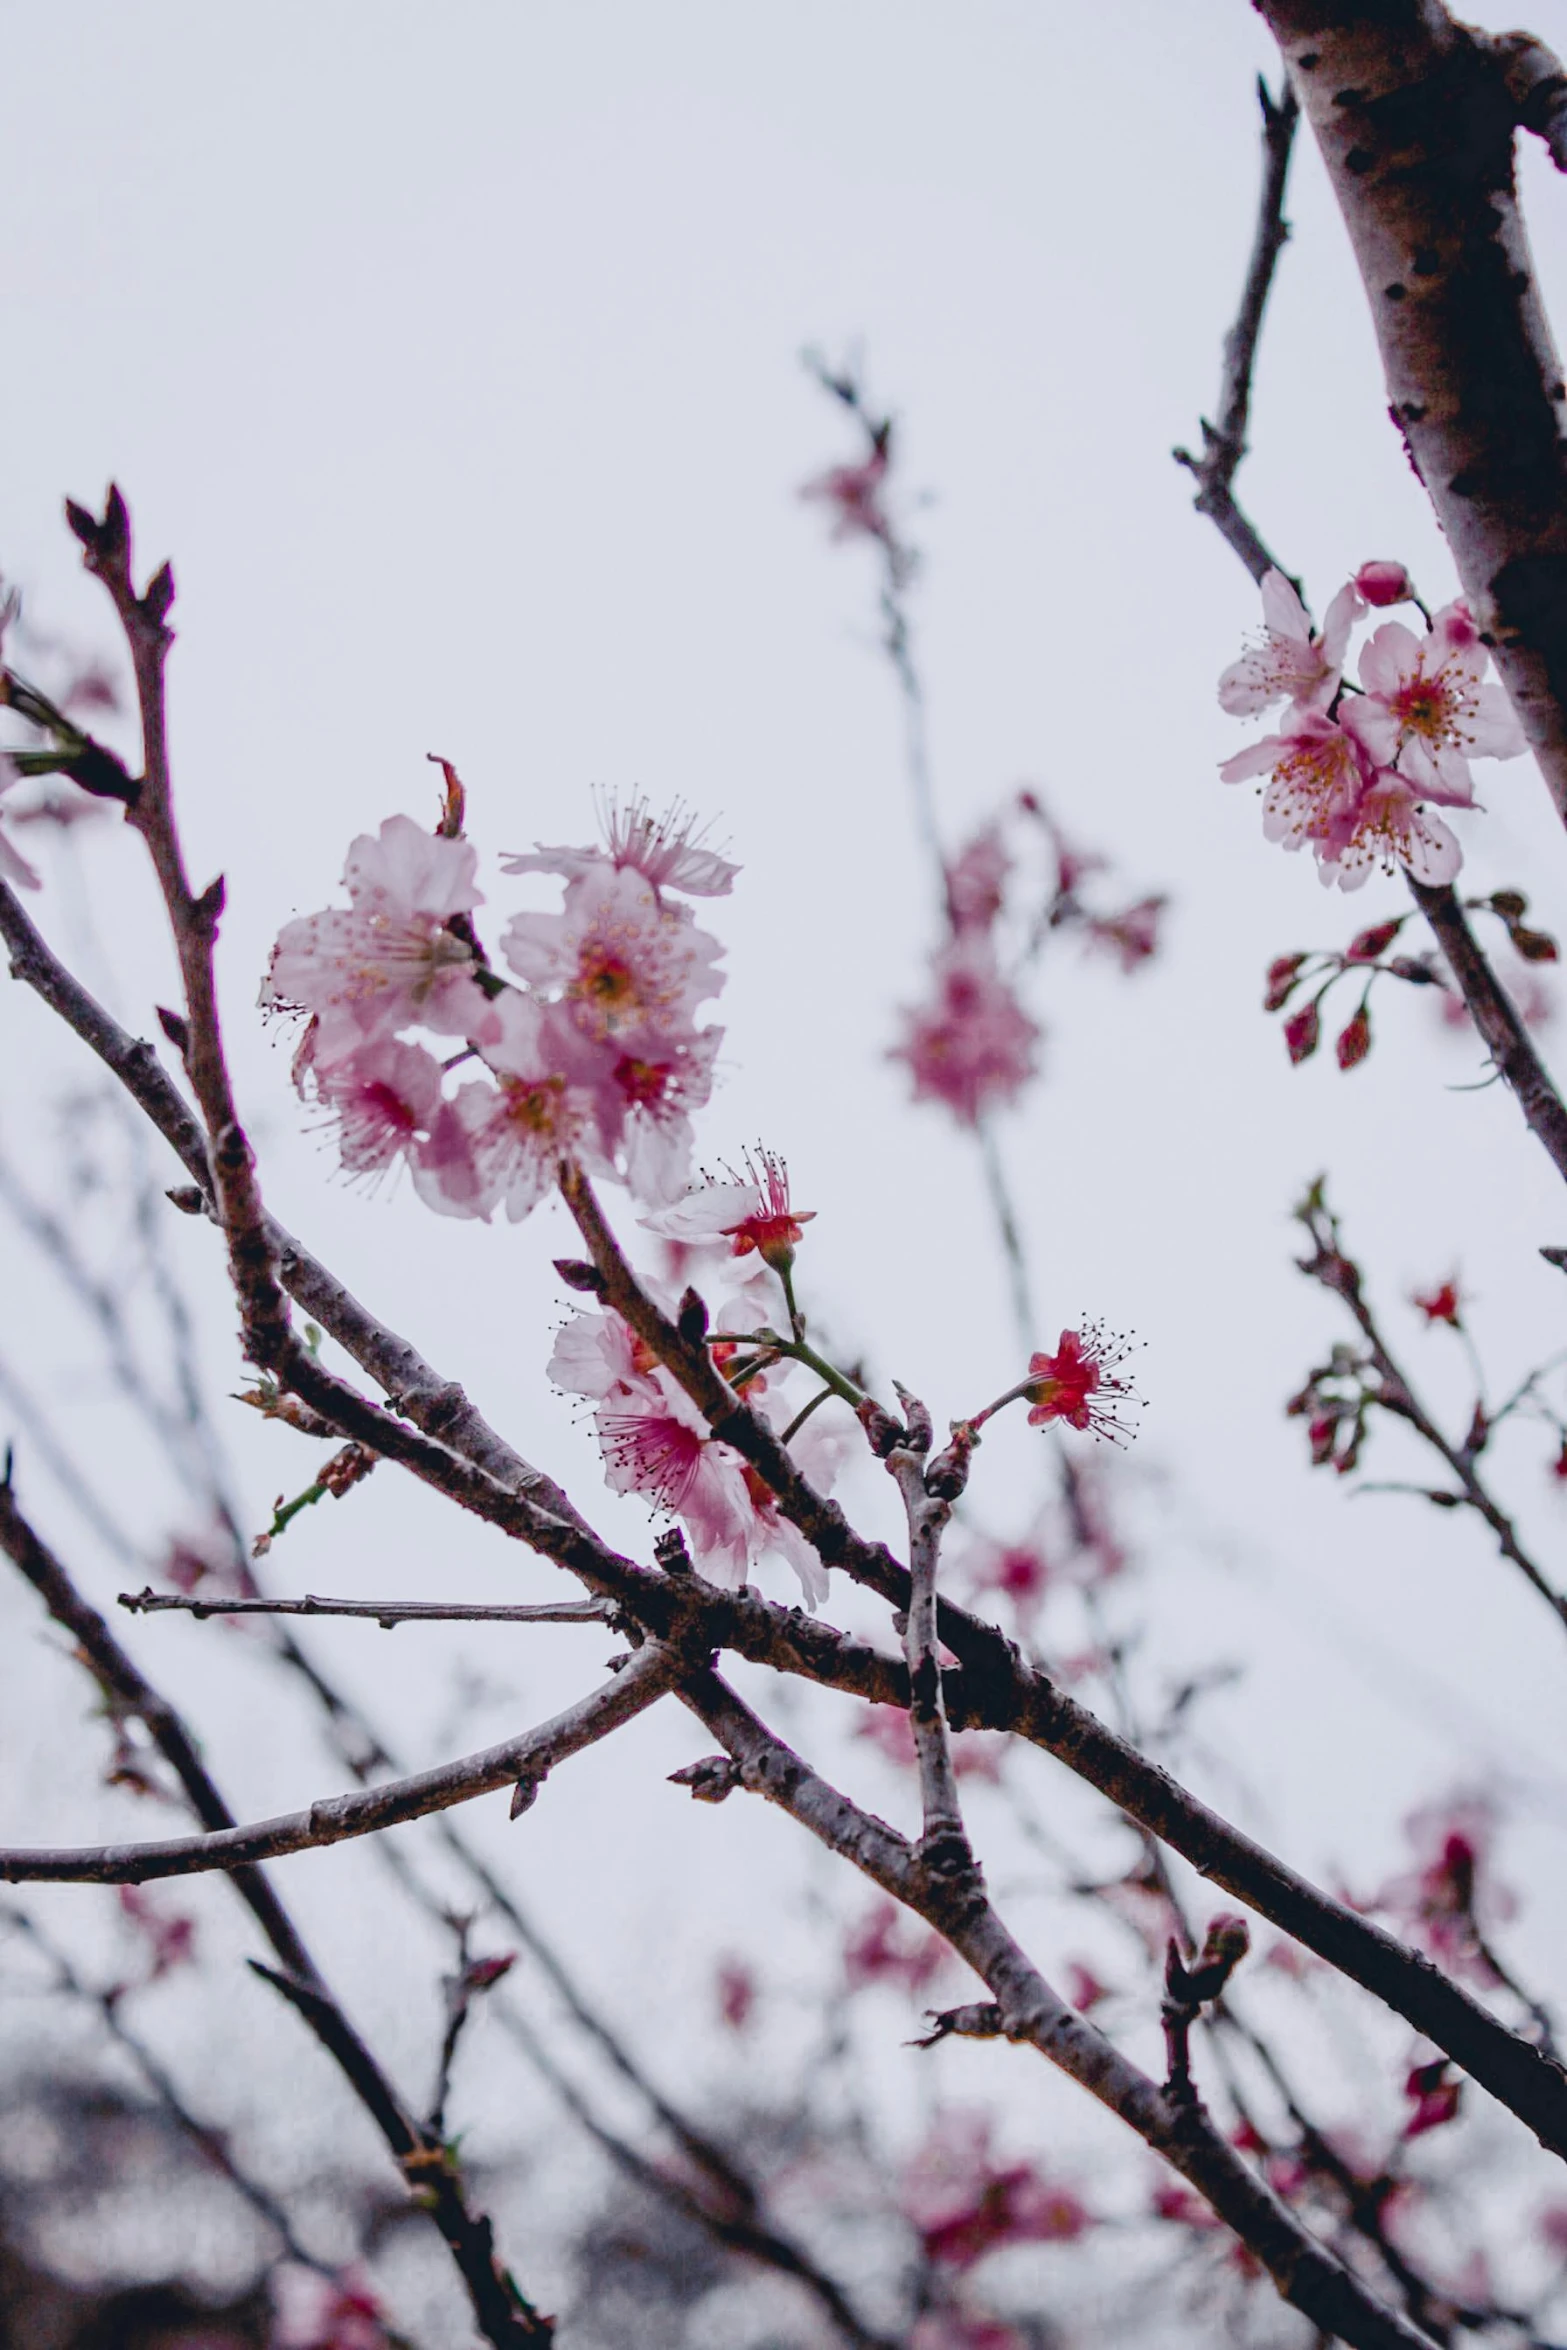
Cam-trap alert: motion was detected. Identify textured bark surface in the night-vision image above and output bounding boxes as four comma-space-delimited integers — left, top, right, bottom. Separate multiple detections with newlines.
1258, 2, 1567, 819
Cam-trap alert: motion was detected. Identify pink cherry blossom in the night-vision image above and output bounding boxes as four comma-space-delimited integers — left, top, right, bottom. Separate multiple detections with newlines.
946, 824, 1010, 935
262, 814, 500, 1063
1084, 894, 1164, 971
271, 2266, 392, 2350
1363, 1795, 1515, 1985
800, 446, 893, 546
310, 1035, 445, 1182
642, 1149, 815, 1267
502, 792, 738, 899
501, 860, 724, 1074
1317, 770, 1463, 892
1343, 599, 1525, 797
0, 755, 41, 890
1217, 569, 1361, 718
1221, 711, 1372, 867
891, 938, 1040, 1126
843, 1895, 949, 1994
901, 2112, 1091, 2271
118, 1884, 197, 1981
413, 995, 593, 1223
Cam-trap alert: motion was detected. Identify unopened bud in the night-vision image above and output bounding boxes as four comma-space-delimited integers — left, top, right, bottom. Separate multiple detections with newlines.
891, 1383, 933, 1454
856, 1397, 904, 1458
1264, 952, 1307, 1011
1512, 924, 1560, 963
677, 1287, 710, 1343
1345, 919, 1401, 964
1354, 560, 1415, 607
1335, 1006, 1372, 1070
668, 1754, 742, 1804
553, 1257, 608, 1296
1284, 1002, 1320, 1065
925, 1421, 978, 1501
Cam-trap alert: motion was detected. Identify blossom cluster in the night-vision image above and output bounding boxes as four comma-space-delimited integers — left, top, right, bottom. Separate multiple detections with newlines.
262, 796, 736, 1218
1219, 565, 1525, 889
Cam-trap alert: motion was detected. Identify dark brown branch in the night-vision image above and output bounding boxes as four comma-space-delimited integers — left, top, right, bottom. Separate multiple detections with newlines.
250, 1961, 552, 2344
680, 1670, 1439, 2350
1174, 75, 1301, 588
121, 1588, 615, 1629
1407, 877, 1567, 1186
1255, 6, 1567, 825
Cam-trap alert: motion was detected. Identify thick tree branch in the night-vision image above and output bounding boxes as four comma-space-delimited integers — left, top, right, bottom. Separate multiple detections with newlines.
1256, 5, 1567, 825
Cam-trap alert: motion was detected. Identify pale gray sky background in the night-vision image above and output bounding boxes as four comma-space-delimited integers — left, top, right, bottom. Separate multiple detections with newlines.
7, 3, 1567, 2330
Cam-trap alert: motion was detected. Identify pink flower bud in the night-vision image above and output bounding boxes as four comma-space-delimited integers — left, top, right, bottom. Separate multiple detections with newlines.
1354, 560, 1415, 607
1336, 1006, 1372, 1070
1345, 920, 1401, 964
1264, 952, 1307, 1011
1284, 1002, 1320, 1064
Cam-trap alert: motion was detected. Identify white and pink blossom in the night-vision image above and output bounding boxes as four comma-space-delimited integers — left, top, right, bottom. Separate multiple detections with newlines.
1342, 600, 1524, 797
642, 1149, 815, 1267
503, 793, 738, 899
1217, 570, 1361, 719
1220, 712, 1373, 880
312, 1035, 445, 1182
891, 938, 1039, 1126
262, 814, 500, 1064
502, 860, 724, 1054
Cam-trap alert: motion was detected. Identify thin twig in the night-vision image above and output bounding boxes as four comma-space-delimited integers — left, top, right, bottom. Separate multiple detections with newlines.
121, 1588, 616, 1629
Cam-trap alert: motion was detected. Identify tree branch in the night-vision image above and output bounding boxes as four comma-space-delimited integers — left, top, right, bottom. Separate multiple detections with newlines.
121, 1588, 615, 1629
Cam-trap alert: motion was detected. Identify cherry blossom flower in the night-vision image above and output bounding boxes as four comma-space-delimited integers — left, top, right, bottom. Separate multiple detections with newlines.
966, 1537, 1051, 1621
1085, 895, 1165, 971
1217, 569, 1361, 718
1343, 600, 1525, 797
271, 2265, 391, 2350
800, 446, 893, 545
843, 1896, 949, 1995
642, 1149, 815, 1269
1024, 1327, 1138, 1442
901, 2112, 1090, 2271
310, 1035, 445, 1183
1355, 560, 1416, 608
1064, 1960, 1110, 2013
853, 1703, 1006, 1782
504, 859, 723, 1045
0, 755, 41, 890
502, 792, 738, 899
946, 824, 1010, 935
117, 1884, 197, 1983
1364, 1796, 1514, 1985
1220, 711, 1372, 868
891, 938, 1040, 1126
1403, 2057, 1462, 2137
1317, 769, 1464, 891
414, 997, 593, 1223
1412, 1277, 1463, 1327
262, 815, 499, 1064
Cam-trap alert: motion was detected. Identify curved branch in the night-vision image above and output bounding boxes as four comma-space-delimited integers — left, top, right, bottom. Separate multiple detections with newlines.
0, 1644, 675, 1885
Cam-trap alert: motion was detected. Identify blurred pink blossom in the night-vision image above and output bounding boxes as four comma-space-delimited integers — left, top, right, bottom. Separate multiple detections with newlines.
891, 939, 1039, 1126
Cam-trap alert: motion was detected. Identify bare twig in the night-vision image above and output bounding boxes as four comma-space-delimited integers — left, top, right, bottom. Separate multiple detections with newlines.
1174, 75, 1301, 588
121, 1588, 615, 1629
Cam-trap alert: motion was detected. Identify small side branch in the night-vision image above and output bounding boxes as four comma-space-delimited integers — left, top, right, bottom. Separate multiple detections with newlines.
1174, 76, 1300, 588
121, 1588, 615, 1629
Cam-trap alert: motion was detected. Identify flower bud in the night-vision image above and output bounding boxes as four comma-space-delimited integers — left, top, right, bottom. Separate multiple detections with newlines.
1263, 952, 1306, 1011
1335, 1006, 1372, 1070
1284, 1002, 1320, 1064
1354, 560, 1414, 607
1345, 920, 1400, 964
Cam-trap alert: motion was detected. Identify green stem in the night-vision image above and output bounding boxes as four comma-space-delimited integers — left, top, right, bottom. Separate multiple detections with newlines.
779, 1385, 836, 1446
